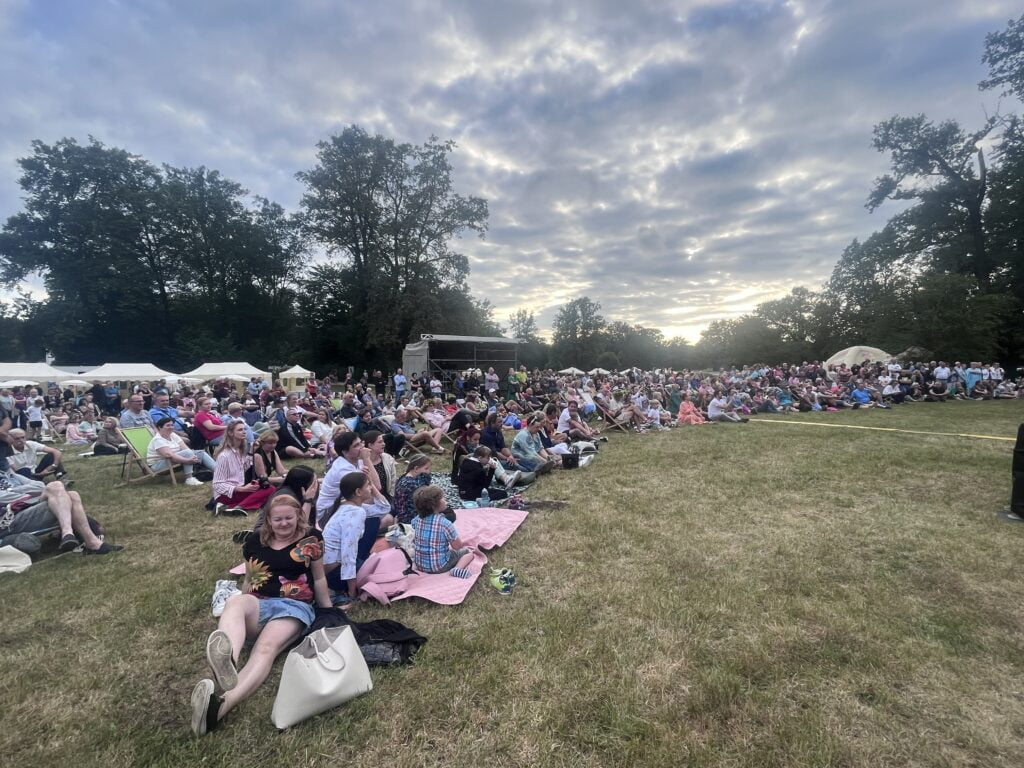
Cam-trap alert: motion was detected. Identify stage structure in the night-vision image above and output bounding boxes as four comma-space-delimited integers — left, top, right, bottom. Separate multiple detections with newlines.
401, 334, 520, 388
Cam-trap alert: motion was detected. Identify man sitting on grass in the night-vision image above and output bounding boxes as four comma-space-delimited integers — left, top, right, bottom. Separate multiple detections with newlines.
0, 473, 122, 555
7, 428, 66, 481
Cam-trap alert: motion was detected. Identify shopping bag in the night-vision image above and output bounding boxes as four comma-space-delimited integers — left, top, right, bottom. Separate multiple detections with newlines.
271, 625, 373, 729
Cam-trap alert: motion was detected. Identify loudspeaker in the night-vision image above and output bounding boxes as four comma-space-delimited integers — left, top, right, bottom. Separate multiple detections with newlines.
1012, 424, 1024, 515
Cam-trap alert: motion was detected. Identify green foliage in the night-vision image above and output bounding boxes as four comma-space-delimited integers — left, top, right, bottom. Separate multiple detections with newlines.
297, 126, 489, 367
981, 12, 1024, 99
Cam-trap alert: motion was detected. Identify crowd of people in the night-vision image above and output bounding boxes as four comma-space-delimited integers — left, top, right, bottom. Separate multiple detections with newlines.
0, 356, 1019, 734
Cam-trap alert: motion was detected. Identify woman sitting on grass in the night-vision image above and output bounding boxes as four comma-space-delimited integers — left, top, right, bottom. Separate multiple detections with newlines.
252, 430, 286, 486
63, 413, 91, 446
190, 495, 331, 736
213, 422, 278, 514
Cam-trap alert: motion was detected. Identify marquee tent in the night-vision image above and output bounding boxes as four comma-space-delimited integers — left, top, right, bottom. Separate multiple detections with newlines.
280, 364, 315, 392
824, 346, 892, 370
587, 367, 610, 375
182, 362, 269, 380
558, 367, 585, 375
79, 363, 176, 381
281, 364, 314, 378
0, 362, 75, 382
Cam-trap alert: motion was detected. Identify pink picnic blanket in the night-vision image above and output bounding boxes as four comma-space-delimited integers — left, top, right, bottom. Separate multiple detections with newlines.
357, 506, 528, 605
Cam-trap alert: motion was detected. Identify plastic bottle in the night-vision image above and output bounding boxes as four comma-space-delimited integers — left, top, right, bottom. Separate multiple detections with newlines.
480, 488, 490, 506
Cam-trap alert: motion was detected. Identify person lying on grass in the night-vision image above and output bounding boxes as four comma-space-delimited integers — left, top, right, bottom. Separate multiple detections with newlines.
0, 473, 122, 555
190, 495, 331, 736
411, 485, 474, 578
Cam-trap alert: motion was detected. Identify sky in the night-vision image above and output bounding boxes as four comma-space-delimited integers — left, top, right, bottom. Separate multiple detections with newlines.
0, 0, 1019, 341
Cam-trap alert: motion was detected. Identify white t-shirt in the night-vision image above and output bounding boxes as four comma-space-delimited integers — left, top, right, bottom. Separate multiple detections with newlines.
708, 397, 728, 419
933, 366, 950, 380
556, 408, 575, 433
317, 455, 363, 519
147, 433, 186, 464
8, 440, 46, 471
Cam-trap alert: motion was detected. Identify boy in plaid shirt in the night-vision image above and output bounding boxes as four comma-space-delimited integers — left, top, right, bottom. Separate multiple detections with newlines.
410, 486, 473, 578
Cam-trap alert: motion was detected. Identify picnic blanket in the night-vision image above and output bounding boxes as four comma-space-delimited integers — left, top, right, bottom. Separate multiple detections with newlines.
358, 506, 528, 606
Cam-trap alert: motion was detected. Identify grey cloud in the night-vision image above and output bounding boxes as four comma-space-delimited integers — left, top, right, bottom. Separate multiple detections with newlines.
1, 0, 1019, 339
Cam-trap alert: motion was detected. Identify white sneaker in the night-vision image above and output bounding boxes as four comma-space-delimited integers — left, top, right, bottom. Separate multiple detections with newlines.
184, 476, 204, 486
504, 470, 521, 490
579, 455, 595, 468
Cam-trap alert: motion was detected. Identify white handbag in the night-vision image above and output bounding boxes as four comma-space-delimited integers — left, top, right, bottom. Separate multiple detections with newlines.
271, 625, 373, 729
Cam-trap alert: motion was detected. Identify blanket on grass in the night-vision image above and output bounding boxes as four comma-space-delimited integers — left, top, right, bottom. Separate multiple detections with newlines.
357, 506, 528, 606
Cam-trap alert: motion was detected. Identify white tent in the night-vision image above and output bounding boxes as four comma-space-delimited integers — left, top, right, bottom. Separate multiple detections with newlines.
587, 367, 610, 375
824, 346, 892, 370
0, 362, 76, 382
558, 367, 585, 375
79, 362, 177, 381
182, 362, 269, 380
280, 364, 314, 378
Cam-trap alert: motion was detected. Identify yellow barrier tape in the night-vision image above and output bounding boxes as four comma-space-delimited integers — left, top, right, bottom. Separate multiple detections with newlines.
749, 418, 1017, 442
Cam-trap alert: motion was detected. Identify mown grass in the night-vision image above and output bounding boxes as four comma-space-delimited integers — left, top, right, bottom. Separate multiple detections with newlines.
2, 400, 1024, 767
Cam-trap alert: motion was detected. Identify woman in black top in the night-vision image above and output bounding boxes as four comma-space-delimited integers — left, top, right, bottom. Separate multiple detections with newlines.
190, 495, 331, 736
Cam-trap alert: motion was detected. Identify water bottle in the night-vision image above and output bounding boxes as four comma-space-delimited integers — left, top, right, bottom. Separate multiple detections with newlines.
480, 488, 490, 506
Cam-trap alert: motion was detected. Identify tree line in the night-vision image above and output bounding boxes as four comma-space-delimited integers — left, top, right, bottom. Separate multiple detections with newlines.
1, 15, 1023, 373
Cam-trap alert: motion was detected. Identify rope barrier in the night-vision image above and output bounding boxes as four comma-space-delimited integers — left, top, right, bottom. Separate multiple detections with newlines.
748, 417, 1016, 442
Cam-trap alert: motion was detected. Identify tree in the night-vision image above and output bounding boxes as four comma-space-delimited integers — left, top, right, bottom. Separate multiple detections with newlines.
551, 297, 605, 367
981, 13, 1024, 100
298, 126, 488, 363
868, 115, 995, 288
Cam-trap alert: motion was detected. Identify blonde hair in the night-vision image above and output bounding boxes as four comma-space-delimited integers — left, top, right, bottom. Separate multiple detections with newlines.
259, 496, 310, 546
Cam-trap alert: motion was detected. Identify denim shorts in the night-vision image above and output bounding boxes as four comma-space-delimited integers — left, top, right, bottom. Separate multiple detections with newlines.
256, 597, 316, 628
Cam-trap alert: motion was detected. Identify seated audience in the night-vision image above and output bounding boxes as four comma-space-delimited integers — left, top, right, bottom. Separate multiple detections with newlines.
394, 455, 432, 525
213, 421, 277, 514
190, 495, 330, 736
276, 407, 325, 459
321, 471, 391, 595
252, 431, 287, 486
7, 428, 66, 480
120, 394, 155, 429
148, 417, 215, 486
93, 417, 129, 455
411, 485, 473, 578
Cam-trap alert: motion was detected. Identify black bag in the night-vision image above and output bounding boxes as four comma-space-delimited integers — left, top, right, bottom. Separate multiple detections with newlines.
305, 609, 427, 666
561, 453, 580, 470
186, 424, 207, 451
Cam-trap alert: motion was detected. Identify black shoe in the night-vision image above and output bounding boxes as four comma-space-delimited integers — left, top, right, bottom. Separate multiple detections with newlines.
59, 533, 79, 553
83, 542, 124, 555
231, 530, 252, 545
190, 679, 222, 736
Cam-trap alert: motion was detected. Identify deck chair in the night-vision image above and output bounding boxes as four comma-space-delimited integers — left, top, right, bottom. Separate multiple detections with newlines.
117, 426, 178, 485
593, 400, 631, 434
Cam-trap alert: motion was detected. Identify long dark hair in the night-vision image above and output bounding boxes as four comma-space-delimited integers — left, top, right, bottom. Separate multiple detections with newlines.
281, 465, 316, 498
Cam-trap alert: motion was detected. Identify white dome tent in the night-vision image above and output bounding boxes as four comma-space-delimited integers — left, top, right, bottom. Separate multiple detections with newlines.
824, 346, 893, 371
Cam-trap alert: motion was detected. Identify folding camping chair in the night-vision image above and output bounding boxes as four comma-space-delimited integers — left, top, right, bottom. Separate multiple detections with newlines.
117, 426, 178, 486
593, 399, 631, 435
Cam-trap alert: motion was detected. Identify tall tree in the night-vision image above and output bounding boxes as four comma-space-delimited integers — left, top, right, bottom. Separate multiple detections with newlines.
868, 115, 996, 288
551, 297, 605, 368
298, 126, 488, 363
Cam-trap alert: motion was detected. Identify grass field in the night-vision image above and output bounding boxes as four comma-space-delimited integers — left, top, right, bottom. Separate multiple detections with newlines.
3, 400, 1024, 767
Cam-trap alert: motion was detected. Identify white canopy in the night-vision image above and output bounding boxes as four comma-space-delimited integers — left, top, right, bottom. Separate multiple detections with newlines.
824, 346, 893, 370
588, 368, 610, 375
182, 362, 269, 380
558, 367, 585, 375
0, 362, 75, 382
79, 362, 176, 381
280, 364, 314, 378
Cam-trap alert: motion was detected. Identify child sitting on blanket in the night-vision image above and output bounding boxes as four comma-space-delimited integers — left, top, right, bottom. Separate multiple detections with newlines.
411, 485, 473, 579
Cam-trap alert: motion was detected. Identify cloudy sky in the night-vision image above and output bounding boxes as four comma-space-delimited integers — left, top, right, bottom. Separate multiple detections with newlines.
1, 0, 1019, 341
